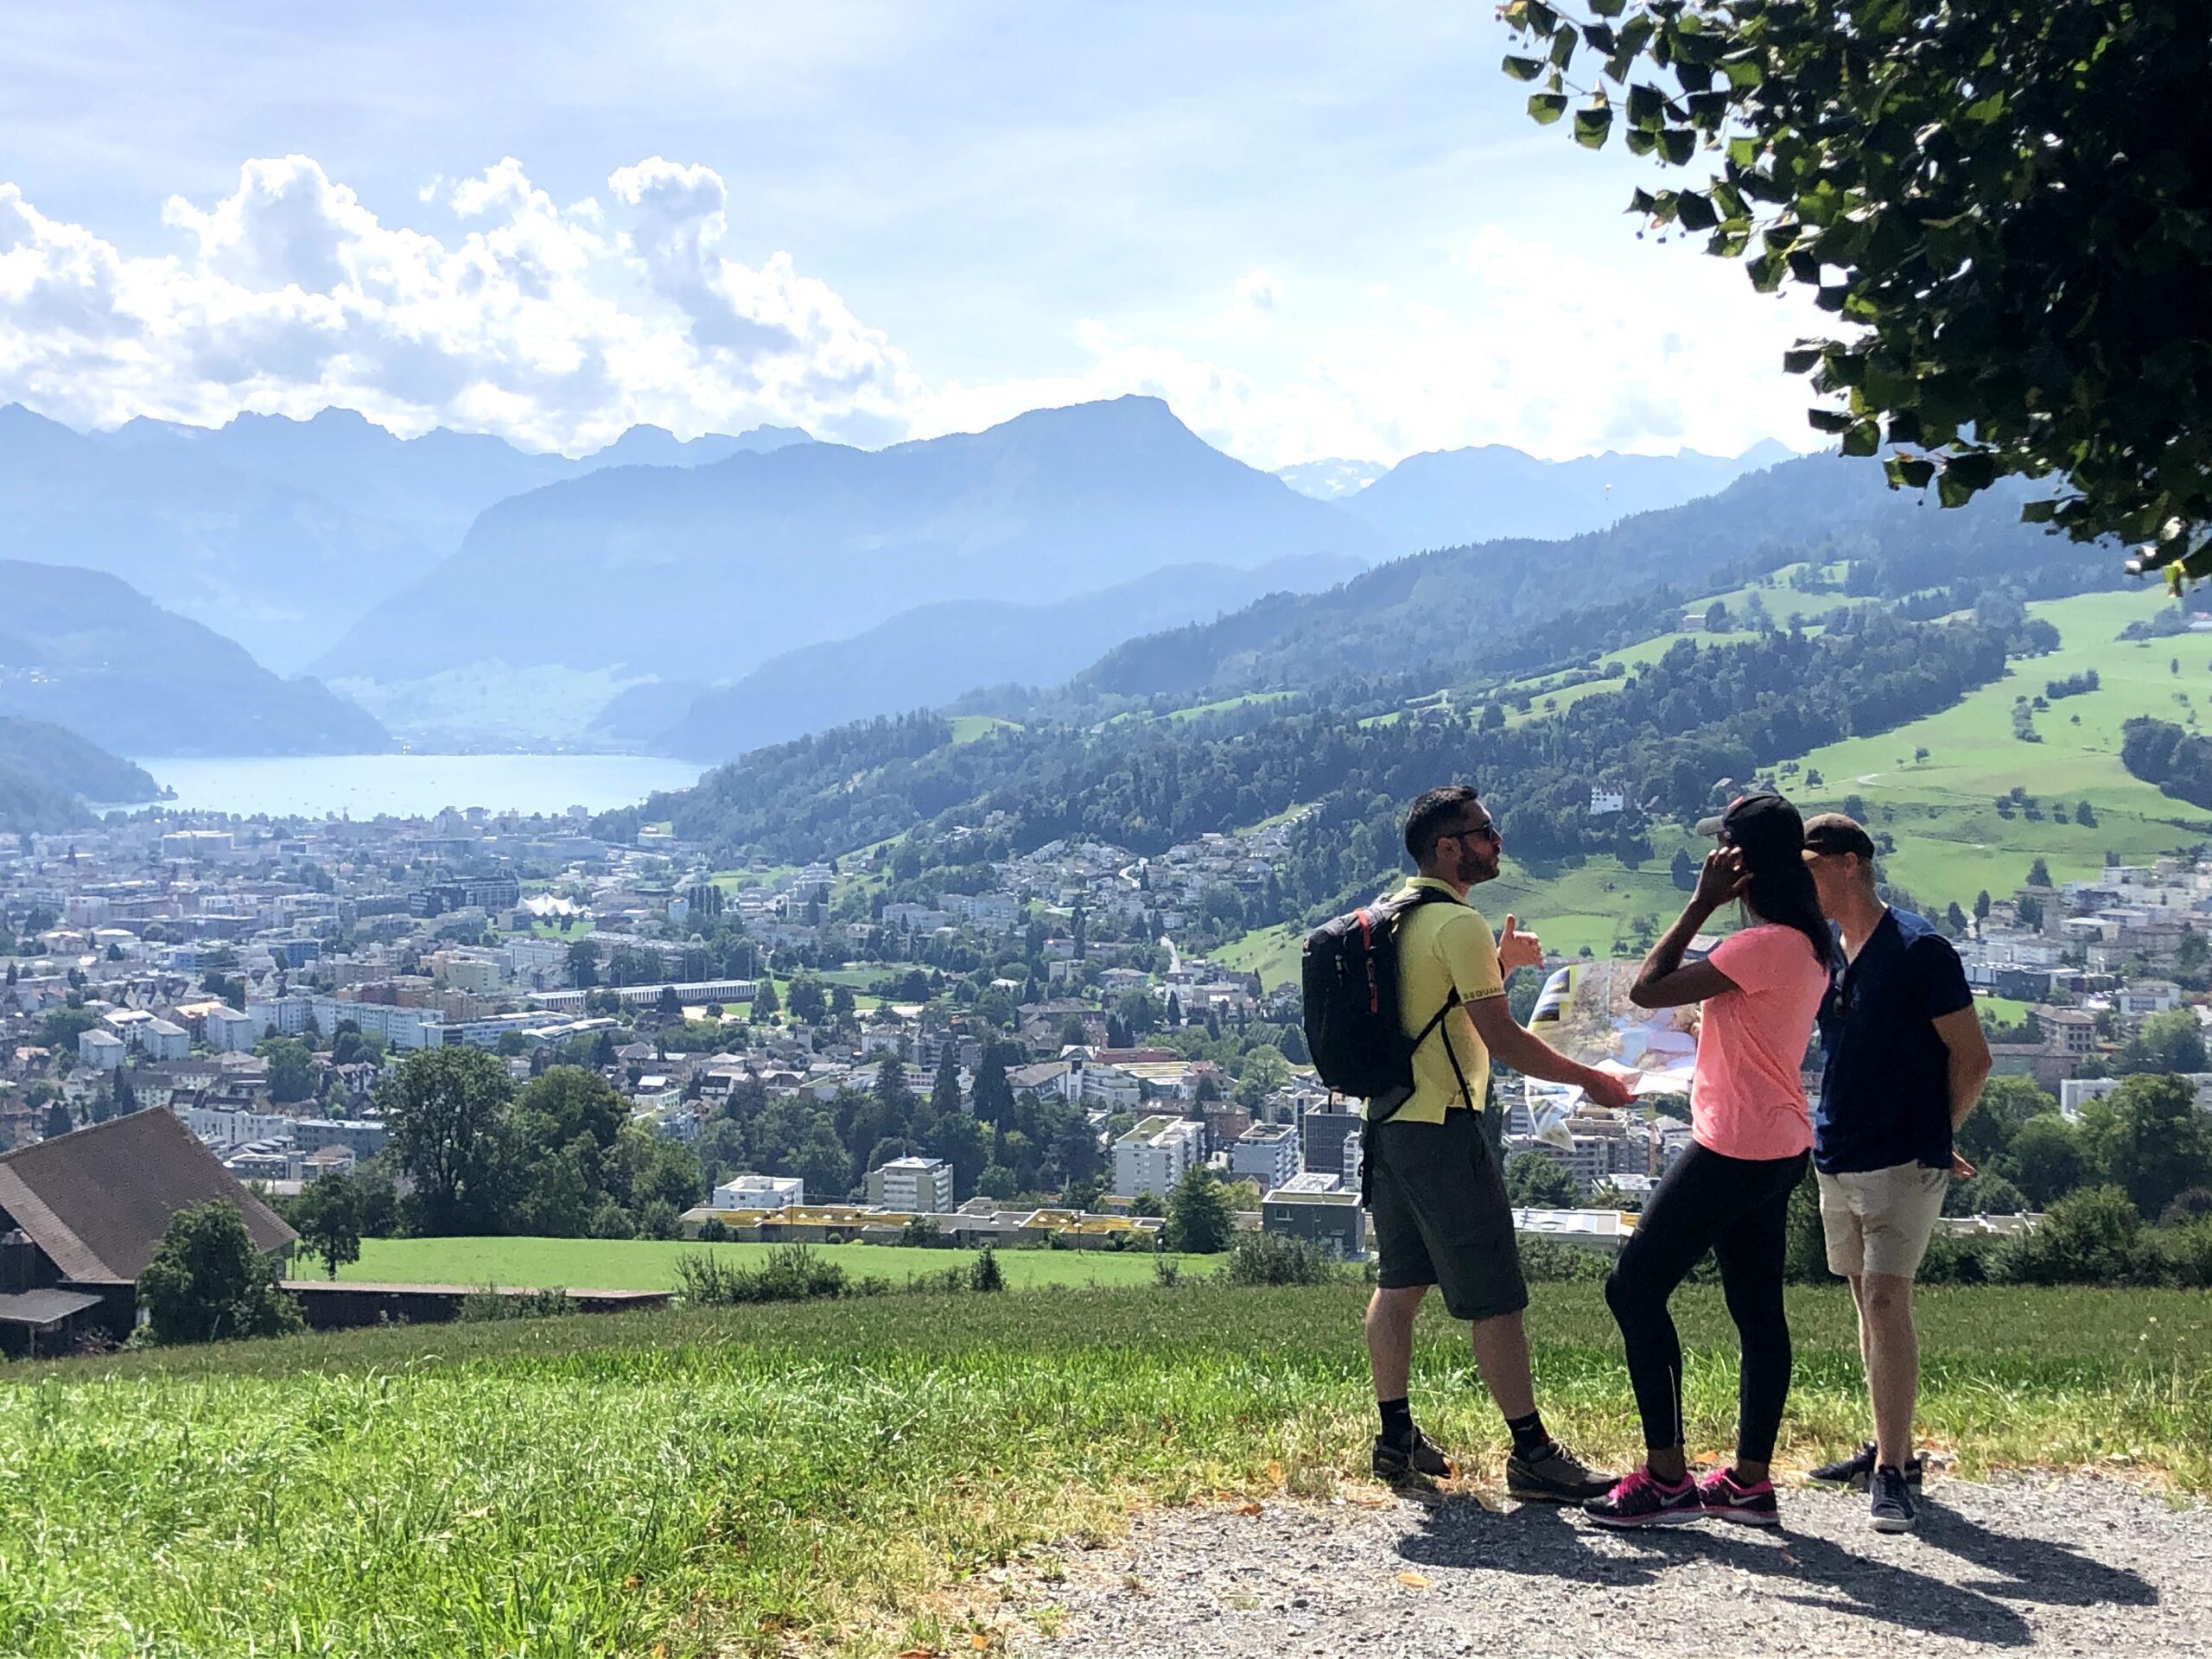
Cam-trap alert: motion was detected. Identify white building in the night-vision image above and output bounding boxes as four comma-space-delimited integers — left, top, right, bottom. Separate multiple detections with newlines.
711, 1173, 804, 1210
1114, 1114, 1205, 1198
78, 1028, 125, 1069
868, 1156, 955, 1213
2061, 1073, 2212, 1117
1229, 1123, 1298, 1192
204, 1005, 257, 1052
138, 1017, 190, 1062
160, 829, 235, 861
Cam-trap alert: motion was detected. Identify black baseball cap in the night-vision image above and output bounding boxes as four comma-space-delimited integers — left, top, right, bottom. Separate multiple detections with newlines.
1802, 811, 1878, 861
1693, 790, 1806, 868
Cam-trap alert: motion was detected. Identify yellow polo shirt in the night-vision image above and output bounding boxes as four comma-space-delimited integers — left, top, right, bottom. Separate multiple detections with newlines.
1366, 876, 1505, 1124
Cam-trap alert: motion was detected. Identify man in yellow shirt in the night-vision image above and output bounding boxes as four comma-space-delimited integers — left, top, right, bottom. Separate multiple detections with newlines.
1366, 785, 1635, 1500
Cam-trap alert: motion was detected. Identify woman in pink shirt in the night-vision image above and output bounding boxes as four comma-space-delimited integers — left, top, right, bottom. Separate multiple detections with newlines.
1586, 791, 1833, 1529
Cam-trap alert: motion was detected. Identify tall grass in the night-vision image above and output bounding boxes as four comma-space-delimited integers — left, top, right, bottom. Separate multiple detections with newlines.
3, 1281, 2207, 1657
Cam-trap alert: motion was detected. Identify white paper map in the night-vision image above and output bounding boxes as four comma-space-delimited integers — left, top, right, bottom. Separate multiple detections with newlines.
1522, 960, 1699, 1145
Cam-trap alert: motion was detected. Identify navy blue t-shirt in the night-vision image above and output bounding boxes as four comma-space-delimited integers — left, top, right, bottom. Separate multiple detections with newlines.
1815, 906, 1974, 1174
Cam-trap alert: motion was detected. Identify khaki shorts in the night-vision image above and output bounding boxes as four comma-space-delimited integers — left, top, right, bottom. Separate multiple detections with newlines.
1817, 1163, 1948, 1280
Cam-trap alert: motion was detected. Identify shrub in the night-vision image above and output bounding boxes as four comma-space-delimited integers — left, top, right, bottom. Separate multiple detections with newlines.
968, 1244, 1006, 1293
1224, 1231, 1345, 1287
1914, 1226, 1999, 1286
696, 1217, 730, 1243
458, 1285, 576, 1322
1152, 1253, 1181, 1288
674, 1244, 847, 1305
1516, 1239, 1614, 1284
1993, 1185, 2152, 1286
2151, 1217, 2212, 1288
136, 1201, 302, 1345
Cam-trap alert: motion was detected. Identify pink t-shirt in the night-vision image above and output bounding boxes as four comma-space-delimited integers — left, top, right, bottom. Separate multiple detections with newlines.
1690, 922, 1829, 1161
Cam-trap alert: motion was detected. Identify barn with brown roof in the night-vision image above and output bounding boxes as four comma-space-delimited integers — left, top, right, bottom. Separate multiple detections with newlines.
0, 1109, 296, 1357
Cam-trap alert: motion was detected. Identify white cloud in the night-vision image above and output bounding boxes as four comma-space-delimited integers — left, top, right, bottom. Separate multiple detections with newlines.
0, 153, 922, 454
0, 154, 1821, 467
912, 226, 1827, 467
1232, 268, 1282, 316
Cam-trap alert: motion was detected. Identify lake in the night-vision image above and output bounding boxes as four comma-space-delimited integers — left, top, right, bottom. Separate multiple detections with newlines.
118, 754, 706, 819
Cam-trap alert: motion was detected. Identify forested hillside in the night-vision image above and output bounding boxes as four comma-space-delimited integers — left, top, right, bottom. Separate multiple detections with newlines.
607, 606, 2034, 924
1075, 452, 2107, 701
0, 715, 159, 829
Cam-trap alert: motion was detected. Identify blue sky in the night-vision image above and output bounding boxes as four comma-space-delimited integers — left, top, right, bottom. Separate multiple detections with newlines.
0, 1, 1825, 464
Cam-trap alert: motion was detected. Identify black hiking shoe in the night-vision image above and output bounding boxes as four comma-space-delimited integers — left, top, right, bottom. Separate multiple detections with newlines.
1808, 1440, 1924, 1491
1372, 1426, 1453, 1484
1870, 1465, 1918, 1533
1505, 1440, 1616, 1503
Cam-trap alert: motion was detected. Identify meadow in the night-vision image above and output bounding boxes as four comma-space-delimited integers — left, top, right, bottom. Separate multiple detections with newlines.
1223, 584, 2212, 978
5, 1281, 2207, 1657
333, 1235, 1217, 1290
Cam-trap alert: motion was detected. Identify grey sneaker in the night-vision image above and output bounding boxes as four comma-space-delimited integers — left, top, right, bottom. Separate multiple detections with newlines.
1372, 1426, 1453, 1484
1870, 1464, 1917, 1533
1506, 1440, 1617, 1503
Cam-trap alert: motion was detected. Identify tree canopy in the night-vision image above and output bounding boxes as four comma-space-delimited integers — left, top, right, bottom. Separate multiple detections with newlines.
1500, 0, 2210, 574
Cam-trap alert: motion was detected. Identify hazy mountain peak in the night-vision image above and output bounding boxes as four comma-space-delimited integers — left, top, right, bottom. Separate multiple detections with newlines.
1277, 458, 1389, 500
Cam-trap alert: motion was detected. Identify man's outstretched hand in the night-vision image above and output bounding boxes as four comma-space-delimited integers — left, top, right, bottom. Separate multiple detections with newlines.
1581, 1071, 1637, 1109
1498, 913, 1543, 975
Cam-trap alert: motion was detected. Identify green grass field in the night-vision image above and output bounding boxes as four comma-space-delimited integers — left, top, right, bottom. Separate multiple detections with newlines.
7, 1281, 2208, 1657
1777, 588, 2212, 902
1288, 587, 2212, 954
334, 1236, 1217, 1290
949, 714, 1020, 744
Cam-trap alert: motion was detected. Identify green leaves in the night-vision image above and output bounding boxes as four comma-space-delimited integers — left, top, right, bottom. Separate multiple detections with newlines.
1496, 0, 2212, 572
1806, 409, 1857, 435
1885, 454, 1938, 490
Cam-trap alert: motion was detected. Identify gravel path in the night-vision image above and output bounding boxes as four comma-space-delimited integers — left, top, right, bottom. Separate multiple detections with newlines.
1030, 1478, 2209, 1657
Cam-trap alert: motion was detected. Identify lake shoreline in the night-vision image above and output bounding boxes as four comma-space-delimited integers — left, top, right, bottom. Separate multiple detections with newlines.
93, 753, 706, 818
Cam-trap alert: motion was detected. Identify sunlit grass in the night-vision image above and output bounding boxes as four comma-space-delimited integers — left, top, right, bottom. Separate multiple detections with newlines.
5, 1281, 2207, 1656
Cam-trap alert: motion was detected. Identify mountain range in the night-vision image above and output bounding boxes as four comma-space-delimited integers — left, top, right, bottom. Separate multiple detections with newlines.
626, 553, 1363, 760
0, 404, 811, 672
2, 392, 1821, 758
0, 560, 390, 757
313, 397, 1383, 728
1278, 439, 1796, 547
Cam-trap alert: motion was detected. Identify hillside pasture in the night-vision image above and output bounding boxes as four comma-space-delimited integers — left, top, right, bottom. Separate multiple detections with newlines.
334, 1236, 1214, 1291
5, 1282, 2208, 1657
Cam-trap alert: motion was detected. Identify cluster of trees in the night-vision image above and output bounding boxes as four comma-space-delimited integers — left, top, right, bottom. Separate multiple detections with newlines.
368, 1049, 704, 1240
696, 1048, 1104, 1210
1952, 1069, 2212, 1224
2120, 717, 2212, 811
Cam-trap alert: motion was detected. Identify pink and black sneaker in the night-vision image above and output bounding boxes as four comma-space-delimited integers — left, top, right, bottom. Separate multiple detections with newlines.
1698, 1467, 1781, 1526
1584, 1465, 1702, 1529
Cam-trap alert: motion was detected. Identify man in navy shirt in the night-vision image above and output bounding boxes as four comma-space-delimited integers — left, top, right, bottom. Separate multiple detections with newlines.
1802, 813, 1992, 1533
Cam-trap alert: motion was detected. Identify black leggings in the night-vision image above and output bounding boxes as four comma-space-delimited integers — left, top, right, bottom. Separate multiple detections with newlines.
1605, 1141, 1808, 1465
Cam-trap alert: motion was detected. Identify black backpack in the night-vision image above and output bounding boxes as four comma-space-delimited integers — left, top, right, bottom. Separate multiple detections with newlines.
1302, 887, 1473, 1122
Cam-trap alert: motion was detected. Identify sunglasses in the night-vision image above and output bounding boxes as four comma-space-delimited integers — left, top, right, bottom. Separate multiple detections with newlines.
1440, 821, 1501, 847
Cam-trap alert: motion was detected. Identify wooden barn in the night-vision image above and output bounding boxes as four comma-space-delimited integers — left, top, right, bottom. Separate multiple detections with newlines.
0, 1109, 296, 1357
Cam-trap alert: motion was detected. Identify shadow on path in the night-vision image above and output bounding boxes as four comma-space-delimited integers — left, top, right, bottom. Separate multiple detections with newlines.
1388, 1491, 2164, 1649
1910, 1496, 2158, 1609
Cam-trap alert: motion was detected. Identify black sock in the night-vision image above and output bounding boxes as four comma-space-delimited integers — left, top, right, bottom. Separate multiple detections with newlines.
1505, 1409, 1551, 1458
1377, 1397, 1414, 1441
